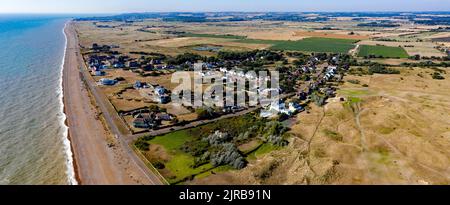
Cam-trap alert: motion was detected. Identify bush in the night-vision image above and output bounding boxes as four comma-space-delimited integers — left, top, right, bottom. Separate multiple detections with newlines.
135, 139, 150, 151
203, 131, 231, 146
210, 143, 247, 169
153, 161, 165, 169
195, 107, 216, 120
311, 91, 327, 106
347, 79, 360, 84
432, 72, 445, 80
368, 64, 400, 74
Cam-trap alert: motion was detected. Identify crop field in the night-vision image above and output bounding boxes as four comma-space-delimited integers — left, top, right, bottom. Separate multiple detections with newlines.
181, 33, 247, 39
236, 37, 358, 53
358, 45, 409, 58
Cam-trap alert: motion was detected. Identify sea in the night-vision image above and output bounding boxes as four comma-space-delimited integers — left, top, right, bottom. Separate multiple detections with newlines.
0, 15, 76, 185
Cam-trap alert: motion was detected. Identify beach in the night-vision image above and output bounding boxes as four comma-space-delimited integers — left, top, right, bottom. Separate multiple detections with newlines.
62, 22, 162, 185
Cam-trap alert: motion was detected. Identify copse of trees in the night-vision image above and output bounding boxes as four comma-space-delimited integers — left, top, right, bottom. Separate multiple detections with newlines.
368, 64, 400, 74
217, 50, 284, 62
166, 52, 203, 65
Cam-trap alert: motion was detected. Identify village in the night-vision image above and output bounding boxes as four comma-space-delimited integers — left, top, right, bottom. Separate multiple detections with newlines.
84, 43, 343, 135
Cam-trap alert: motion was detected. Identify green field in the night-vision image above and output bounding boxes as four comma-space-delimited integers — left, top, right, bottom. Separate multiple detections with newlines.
182, 33, 247, 39
146, 130, 215, 184
236, 37, 358, 53
358, 45, 409, 58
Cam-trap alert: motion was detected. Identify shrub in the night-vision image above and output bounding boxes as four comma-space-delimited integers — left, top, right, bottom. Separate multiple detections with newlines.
135, 139, 150, 151
347, 79, 361, 84
368, 64, 400, 74
153, 161, 165, 169
210, 143, 247, 169
432, 72, 445, 80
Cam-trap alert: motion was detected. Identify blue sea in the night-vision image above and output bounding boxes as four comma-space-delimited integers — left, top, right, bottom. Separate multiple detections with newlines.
0, 15, 76, 185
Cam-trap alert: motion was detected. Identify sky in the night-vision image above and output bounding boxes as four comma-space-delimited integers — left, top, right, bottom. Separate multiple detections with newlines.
0, 0, 449, 14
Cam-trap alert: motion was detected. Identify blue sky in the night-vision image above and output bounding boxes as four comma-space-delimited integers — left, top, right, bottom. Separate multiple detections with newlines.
0, 0, 449, 14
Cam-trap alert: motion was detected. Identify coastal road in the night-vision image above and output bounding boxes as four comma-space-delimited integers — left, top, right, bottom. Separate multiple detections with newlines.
63, 22, 164, 185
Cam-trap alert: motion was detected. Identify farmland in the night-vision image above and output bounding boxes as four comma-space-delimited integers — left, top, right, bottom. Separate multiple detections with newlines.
237, 37, 358, 53
358, 45, 409, 58
181, 33, 247, 39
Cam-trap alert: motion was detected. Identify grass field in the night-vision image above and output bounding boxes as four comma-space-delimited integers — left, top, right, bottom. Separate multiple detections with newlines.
182, 33, 247, 39
236, 37, 358, 53
146, 130, 215, 184
358, 45, 409, 58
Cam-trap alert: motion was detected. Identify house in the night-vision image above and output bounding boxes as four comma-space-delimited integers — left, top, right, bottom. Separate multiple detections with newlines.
132, 113, 159, 129
94, 70, 105, 76
101, 64, 109, 69
143, 64, 154, 71
128, 61, 140, 69
156, 95, 171, 104
269, 100, 292, 116
288, 102, 305, 113
156, 113, 172, 121
99, 78, 117, 86
113, 62, 124, 68
298, 91, 308, 100
133, 81, 148, 89
154, 86, 167, 96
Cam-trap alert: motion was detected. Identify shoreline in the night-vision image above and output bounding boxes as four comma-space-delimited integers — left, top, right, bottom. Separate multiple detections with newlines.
60, 22, 79, 185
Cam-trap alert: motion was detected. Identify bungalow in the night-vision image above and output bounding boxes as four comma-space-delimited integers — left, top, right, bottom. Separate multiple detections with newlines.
143, 64, 154, 71
133, 81, 148, 89
156, 95, 171, 104
99, 78, 117, 86
156, 113, 172, 121
127, 61, 140, 69
101, 64, 109, 70
154, 86, 167, 96
269, 100, 292, 116
132, 113, 159, 129
288, 102, 305, 113
113, 62, 125, 68
94, 70, 105, 76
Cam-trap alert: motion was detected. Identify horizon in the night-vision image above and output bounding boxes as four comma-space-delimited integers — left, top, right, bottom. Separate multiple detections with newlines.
1, 0, 450, 14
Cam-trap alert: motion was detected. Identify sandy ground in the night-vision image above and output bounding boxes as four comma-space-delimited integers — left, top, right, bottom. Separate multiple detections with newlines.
63, 23, 156, 185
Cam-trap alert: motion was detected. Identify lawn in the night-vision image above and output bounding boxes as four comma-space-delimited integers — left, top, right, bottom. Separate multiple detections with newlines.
236, 37, 358, 53
149, 130, 191, 151
358, 45, 409, 58
182, 33, 247, 39
147, 130, 215, 183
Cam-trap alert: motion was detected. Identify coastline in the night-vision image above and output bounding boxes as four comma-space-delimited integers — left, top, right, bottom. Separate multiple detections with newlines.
62, 21, 159, 185
60, 22, 79, 185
